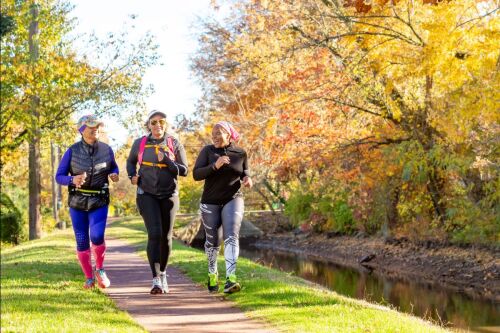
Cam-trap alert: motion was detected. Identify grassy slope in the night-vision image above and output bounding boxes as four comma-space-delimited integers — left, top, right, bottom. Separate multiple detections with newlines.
1, 231, 146, 333
108, 217, 451, 333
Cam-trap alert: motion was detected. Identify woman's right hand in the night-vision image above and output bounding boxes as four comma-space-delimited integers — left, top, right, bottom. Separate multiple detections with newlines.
73, 172, 87, 188
214, 156, 230, 169
130, 175, 139, 185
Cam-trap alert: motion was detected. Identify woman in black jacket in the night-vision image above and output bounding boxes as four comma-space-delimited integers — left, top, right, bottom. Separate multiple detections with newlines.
127, 110, 188, 294
193, 121, 253, 294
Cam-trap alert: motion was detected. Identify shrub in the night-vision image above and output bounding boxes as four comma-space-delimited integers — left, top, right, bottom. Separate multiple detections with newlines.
179, 178, 203, 213
0, 193, 25, 244
111, 199, 139, 217
316, 196, 354, 234
284, 190, 314, 227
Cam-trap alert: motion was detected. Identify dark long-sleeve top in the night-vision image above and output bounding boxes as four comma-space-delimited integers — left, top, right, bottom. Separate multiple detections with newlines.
126, 134, 188, 197
193, 143, 250, 205
56, 143, 119, 186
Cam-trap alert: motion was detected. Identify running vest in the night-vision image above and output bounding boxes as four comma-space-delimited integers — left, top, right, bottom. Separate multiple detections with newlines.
135, 135, 180, 197
138, 135, 175, 167
68, 140, 113, 211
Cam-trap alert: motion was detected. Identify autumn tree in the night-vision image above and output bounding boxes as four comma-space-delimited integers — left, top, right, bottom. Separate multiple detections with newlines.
1, 0, 159, 239
193, 0, 499, 242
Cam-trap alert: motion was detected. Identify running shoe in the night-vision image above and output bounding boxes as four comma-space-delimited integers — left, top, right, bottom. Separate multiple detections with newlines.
159, 272, 169, 294
83, 278, 95, 289
150, 277, 163, 295
95, 268, 111, 288
223, 274, 241, 294
207, 273, 218, 293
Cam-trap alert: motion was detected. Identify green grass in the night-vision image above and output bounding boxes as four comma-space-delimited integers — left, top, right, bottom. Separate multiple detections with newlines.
0, 230, 146, 333
108, 218, 452, 333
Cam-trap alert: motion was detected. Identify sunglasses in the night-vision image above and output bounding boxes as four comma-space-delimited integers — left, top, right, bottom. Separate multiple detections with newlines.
150, 119, 166, 126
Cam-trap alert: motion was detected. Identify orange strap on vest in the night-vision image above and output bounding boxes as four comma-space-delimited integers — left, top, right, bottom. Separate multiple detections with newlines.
140, 161, 168, 168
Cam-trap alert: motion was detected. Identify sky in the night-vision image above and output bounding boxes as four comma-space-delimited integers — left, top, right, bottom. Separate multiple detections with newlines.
69, 0, 222, 147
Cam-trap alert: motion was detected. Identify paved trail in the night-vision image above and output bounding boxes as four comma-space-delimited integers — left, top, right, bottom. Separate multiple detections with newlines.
103, 238, 276, 333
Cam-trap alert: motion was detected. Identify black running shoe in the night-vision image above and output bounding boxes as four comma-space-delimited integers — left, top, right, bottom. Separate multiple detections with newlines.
223, 274, 241, 294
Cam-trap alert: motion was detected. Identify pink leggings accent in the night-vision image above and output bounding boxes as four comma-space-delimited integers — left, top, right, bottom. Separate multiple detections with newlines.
76, 250, 93, 279
91, 242, 106, 270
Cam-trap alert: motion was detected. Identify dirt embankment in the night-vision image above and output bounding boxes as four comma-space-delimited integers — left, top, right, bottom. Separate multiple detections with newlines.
246, 212, 500, 302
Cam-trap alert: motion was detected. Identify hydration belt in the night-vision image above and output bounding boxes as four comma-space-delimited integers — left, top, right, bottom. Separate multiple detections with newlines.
69, 186, 109, 197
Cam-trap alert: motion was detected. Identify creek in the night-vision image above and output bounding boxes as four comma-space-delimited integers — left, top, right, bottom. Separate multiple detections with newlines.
237, 244, 499, 332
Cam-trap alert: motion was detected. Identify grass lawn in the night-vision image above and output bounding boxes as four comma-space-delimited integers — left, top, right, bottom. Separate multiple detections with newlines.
108, 217, 452, 333
0, 230, 146, 333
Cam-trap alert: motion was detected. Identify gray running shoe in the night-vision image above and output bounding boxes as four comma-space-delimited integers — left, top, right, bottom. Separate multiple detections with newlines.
150, 277, 163, 295
159, 272, 169, 293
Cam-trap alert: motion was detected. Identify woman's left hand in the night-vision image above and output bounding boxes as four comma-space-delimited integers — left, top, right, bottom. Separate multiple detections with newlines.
109, 173, 119, 182
242, 176, 253, 188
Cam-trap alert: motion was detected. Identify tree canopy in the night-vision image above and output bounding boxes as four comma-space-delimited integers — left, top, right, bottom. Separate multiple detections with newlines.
192, 0, 499, 243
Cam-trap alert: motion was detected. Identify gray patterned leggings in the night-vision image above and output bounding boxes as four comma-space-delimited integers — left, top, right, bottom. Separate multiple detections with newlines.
200, 197, 244, 277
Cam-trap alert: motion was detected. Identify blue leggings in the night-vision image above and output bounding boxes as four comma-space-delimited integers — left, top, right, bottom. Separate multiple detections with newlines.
69, 205, 108, 251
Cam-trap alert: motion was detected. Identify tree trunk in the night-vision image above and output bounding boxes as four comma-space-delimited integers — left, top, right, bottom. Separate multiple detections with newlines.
427, 168, 447, 225
57, 145, 65, 228
28, 2, 42, 240
29, 124, 42, 239
51, 141, 60, 227
263, 179, 286, 205
387, 181, 400, 230
254, 185, 276, 213
382, 180, 400, 239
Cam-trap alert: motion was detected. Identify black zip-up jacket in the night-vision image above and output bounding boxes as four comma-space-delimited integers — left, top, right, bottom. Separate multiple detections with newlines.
127, 134, 188, 198
193, 143, 250, 205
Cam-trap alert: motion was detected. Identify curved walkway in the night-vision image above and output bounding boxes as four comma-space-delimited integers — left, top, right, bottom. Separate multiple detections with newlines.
103, 238, 276, 333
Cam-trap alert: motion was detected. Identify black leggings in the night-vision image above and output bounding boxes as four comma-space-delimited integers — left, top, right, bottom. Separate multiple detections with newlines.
137, 193, 179, 277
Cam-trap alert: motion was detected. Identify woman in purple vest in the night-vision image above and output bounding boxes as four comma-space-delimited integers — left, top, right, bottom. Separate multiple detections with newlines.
56, 115, 119, 289
127, 110, 188, 294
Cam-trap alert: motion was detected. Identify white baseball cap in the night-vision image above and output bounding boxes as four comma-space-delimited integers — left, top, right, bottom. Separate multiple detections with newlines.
147, 110, 167, 121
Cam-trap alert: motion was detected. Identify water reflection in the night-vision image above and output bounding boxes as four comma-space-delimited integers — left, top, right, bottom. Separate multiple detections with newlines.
239, 246, 500, 332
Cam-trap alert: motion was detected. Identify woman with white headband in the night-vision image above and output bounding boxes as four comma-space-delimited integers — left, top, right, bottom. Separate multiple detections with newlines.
127, 110, 188, 294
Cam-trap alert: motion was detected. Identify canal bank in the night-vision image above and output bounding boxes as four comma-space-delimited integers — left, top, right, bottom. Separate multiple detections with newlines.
176, 212, 499, 332
246, 212, 499, 303
244, 212, 499, 332
239, 243, 499, 332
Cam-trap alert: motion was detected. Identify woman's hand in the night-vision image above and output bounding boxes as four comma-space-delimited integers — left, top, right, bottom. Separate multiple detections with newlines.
109, 173, 119, 182
72, 172, 87, 188
214, 156, 230, 169
130, 175, 139, 185
242, 176, 253, 188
